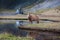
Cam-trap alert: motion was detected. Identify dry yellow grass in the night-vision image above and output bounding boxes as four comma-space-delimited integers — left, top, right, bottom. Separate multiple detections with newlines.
27, 22, 60, 30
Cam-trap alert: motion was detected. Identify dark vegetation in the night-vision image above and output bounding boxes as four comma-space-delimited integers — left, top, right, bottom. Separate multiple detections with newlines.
0, 0, 45, 9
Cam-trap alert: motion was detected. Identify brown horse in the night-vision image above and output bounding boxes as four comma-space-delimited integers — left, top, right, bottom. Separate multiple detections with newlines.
28, 13, 39, 23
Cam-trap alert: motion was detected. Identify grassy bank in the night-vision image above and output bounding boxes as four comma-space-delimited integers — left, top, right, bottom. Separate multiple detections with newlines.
0, 33, 34, 40
26, 22, 60, 30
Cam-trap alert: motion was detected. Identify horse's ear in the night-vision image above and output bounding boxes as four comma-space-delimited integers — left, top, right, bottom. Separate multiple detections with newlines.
27, 12, 29, 17
28, 12, 30, 14
28, 12, 30, 15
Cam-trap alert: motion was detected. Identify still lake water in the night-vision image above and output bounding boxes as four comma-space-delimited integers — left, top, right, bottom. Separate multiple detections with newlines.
0, 20, 60, 40
0, 20, 29, 37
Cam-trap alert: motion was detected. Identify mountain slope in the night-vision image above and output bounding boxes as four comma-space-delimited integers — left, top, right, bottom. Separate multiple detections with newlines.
25, 0, 60, 13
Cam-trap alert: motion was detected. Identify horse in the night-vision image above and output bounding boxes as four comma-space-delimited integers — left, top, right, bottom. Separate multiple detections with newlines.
27, 13, 39, 23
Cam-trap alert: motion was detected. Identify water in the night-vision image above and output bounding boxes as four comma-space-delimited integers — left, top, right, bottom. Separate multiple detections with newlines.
0, 20, 29, 37
0, 20, 60, 40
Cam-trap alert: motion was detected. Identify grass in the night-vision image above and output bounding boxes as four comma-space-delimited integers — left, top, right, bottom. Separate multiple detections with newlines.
0, 8, 15, 12
35, 8, 56, 15
0, 16, 28, 20
0, 33, 35, 40
26, 22, 60, 30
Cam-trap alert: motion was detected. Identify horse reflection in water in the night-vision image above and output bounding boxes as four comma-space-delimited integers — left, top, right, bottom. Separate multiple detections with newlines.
16, 20, 24, 27
15, 20, 29, 37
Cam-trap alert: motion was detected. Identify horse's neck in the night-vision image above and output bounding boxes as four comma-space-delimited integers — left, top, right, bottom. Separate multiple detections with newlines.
28, 13, 31, 16
27, 13, 30, 17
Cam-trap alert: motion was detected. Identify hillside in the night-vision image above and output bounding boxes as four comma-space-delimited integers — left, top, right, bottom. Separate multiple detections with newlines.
24, 0, 60, 13
40, 8, 60, 16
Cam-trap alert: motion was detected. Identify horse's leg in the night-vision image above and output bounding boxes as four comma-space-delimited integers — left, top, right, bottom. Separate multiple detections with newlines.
37, 20, 39, 23
29, 20, 32, 24
29, 20, 33, 24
